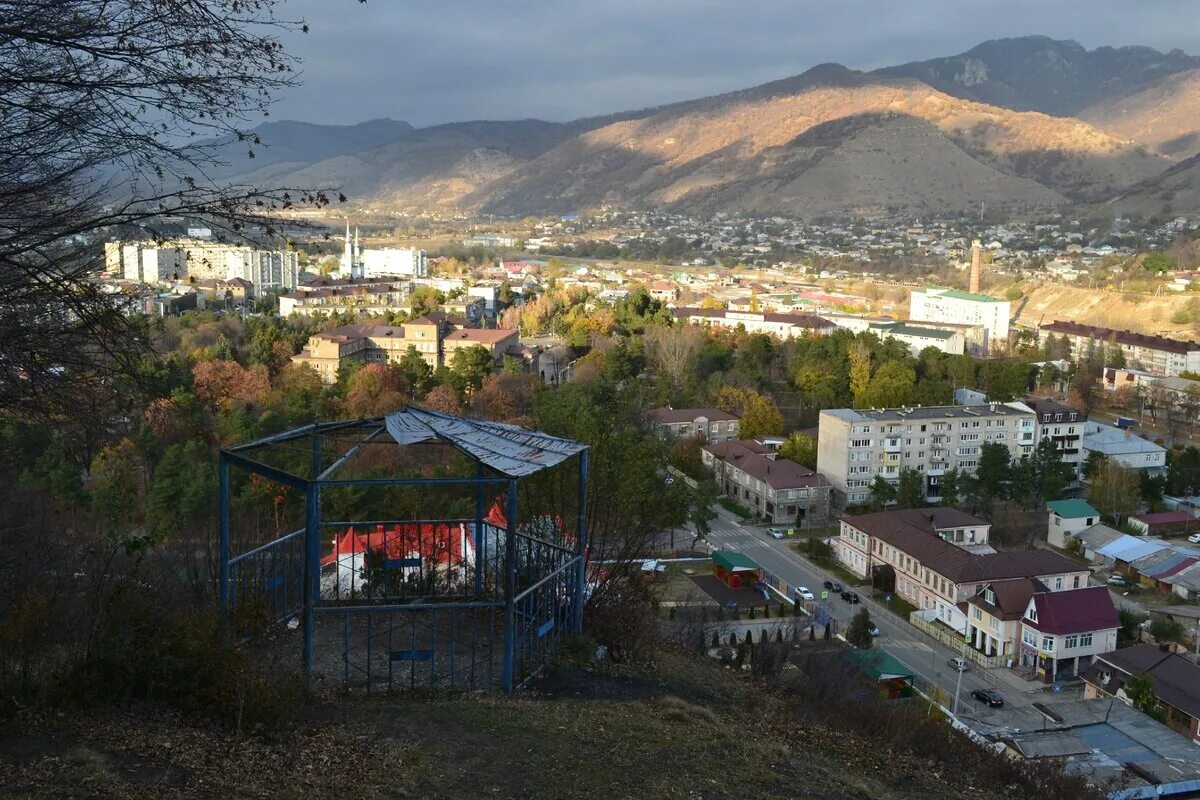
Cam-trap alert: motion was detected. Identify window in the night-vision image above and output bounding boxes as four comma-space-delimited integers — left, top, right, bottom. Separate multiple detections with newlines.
984, 588, 995, 605
972, 607, 982, 620
1072, 575, 1081, 589
1041, 635, 1054, 651
850, 438, 872, 448
1023, 629, 1037, 646
1080, 633, 1093, 648
1064, 635, 1078, 649
1054, 576, 1063, 590
1026, 607, 1037, 622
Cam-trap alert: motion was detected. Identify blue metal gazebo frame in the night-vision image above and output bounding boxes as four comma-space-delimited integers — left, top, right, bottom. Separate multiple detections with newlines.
218, 407, 589, 692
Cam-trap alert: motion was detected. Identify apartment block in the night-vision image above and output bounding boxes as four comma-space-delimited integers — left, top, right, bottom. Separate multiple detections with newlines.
672, 307, 836, 339
279, 281, 414, 318
1039, 320, 1200, 377
701, 439, 832, 524
120, 243, 186, 283
292, 313, 519, 383
817, 404, 1036, 506
1011, 397, 1087, 478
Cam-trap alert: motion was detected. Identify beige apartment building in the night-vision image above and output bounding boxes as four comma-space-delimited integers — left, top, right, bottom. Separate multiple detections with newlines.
292, 312, 519, 382
817, 404, 1036, 506
701, 439, 832, 524
645, 407, 741, 442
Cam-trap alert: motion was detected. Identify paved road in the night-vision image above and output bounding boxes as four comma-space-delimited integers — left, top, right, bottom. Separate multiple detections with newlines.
702, 507, 1063, 731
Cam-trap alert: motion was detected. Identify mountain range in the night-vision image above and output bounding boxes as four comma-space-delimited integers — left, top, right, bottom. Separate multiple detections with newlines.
211, 37, 1200, 219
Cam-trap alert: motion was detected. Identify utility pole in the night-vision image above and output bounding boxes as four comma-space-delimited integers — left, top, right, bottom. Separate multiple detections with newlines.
952, 633, 968, 717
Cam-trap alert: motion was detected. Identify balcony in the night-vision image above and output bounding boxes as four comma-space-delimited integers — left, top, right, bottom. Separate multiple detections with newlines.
884, 438, 902, 452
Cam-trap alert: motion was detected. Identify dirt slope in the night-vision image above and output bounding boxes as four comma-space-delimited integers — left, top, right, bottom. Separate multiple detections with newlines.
1013, 282, 1200, 338
1078, 69, 1200, 159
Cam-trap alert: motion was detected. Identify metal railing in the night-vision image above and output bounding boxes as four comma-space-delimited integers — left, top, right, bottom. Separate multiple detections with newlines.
908, 612, 1004, 669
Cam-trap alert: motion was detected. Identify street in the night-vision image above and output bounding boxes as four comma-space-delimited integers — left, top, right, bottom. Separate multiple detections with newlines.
702, 506, 1074, 733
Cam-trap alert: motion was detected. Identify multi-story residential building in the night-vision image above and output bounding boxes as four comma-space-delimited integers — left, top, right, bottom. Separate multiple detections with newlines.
361, 247, 429, 278
1039, 320, 1200, 377
817, 404, 1036, 506
836, 509, 1089, 632
1083, 643, 1200, 744
701, 439, 832, 524
1017, 585, 1119, 682
1081, 422, 1167, 475
867, 321, 964, 356
222, 248, 300, 292
292, 313, 519, 382
908, 287, 1010, 352
645, 408, 741, 443
120, 243, 187, 283
1011, 397, 1087, 478
672, 307, 836, 339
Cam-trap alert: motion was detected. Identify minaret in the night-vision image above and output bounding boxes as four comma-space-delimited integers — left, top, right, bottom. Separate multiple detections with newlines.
341, 221, 353, 276
969, 239, 982, 295
353, 227, 362, 279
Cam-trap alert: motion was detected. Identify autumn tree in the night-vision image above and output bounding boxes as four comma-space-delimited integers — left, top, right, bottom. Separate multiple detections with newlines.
848, 340, 872, 405
422, 385, 462, 415
1088, 459, 1142, 527
643, 324, 704, 397
473, 373, 540, 424
780, 432, 818, 469
739, 392, 784, 439
343, 364, 409, 418
192, 360, 270, 411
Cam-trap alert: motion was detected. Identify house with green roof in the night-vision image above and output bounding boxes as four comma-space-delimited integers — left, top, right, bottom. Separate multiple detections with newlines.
711, 550, 763, 589
869, 320, 964, 356
1047, 499, 1100, 549
845, 650, 916, 699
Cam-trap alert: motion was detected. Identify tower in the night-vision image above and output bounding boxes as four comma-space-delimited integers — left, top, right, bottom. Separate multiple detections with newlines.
353, 227, 361, 278
969, 239, 982, 295
341, 221, 353, 277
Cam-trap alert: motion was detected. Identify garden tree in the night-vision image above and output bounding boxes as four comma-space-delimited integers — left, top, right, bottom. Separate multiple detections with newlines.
409, 286, 444, 313
974, 441, 1012, 504
946, 355, 977, 389
735, 333, 779, 387
1088, 460, 1142, 527
0, 0, 331, 421
780, 432, 818, 469
317, 254, 341, 275
421, 385, 462, 415
670, 436, 709, 481
1083, 451, 1108, 481
713, 385, 749, 416
895, 468, 924, 509
448, 345, 495, 397
689, 480, 720, 550
472, 373, 540, 424
1118, 608, 1148, 643
978, 360, 1033, 402
1140, 471, 1166, 510
643, 324, 705, 398
89, 438, 144, 536
343, 364, 409, 418
857, 360, 916, 409
988, 500, 1042, 548
867, 475, 896, 510
845, 608, 875, 649
938, 468, 961, 507
398, 346, 435, 397
1123, 673, 1158, 714
1149, 617, 1186, 645
1142, 251, 1175, 273
1166, 445, 1200, 496
145, 441, 216, 536
739, 392, 784, 439
191, 359, 270, 411
1011, 439, 1075, 510
848, 340, 872, 405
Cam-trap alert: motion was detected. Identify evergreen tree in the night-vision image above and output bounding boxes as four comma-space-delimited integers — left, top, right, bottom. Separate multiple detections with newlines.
845, 608, 875, 650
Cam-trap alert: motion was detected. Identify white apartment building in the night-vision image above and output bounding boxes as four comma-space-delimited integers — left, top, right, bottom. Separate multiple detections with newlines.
1009, 398, 1087, 479
817, 404, 1036, 506
226, 249, 300, 293
362, 248, 429, 278
120, 243, 187, 283
1039, 320, 1200, 377
672, 307, 836, 339
909, 287, 1010, 352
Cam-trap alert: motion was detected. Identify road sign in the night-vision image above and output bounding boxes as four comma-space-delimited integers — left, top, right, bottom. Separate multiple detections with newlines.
821, 590, 829, 600
964, 632, 972, 643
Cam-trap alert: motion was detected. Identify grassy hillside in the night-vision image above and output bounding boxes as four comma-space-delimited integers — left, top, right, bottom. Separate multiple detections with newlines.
0, 648, 1099, 800
1079, 69, 1200, 159
1013, 281, 1200, 338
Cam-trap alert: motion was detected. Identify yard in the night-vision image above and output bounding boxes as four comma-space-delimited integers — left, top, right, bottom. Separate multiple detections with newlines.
872, 591, 918, 620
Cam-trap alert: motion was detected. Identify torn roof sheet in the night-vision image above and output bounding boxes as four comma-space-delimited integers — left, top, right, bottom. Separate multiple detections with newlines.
384, 406, 586, 478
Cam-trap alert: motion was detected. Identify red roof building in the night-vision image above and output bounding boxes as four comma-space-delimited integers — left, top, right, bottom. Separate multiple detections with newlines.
1018, 586, 1119, 683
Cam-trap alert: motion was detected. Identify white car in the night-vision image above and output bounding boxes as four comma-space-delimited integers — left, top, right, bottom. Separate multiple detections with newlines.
1188, 533, 1200, 544
795, 586, 815, 601
767, 528, 784, 539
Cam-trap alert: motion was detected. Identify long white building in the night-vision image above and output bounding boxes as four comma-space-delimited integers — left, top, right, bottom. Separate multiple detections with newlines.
362, 247, 429, 278
909, 287, 1010, 353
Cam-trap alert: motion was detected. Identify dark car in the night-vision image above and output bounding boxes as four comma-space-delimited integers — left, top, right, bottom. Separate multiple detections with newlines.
971, 689, 1004, 707
841, 591, 860, 604
823, 580, 844, 593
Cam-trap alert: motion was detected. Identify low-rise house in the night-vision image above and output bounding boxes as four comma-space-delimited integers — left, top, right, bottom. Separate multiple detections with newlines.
1018, 586, 1119, 682
1070, 523, 1124, 562
1081, 422, 1167, 475
702, 439, 832, 524
646, 407, 740, 443
1128, 511, 1197, 536
836, 509, 1089, 632
965, 578, 1047, 662
1126, 548, 1200, 595
1083, 644, 1200, 743
711, 550, 762, 590
1046, 499, 1100, 548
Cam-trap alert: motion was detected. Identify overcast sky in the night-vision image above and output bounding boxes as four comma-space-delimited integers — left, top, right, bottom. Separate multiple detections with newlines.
274, 0, 1198, 127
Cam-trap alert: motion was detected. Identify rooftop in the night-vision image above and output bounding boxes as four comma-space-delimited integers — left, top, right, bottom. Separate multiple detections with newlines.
647, 407, 740, 425
821, 403, 1031, 423
920, 286, 1006, 303
704, 440, 829, 491
967, 578, 1049, 620
1047, 499, 1099, 519
1028, 587, 1118, 635
1087, 644, 1200, 723
712, 551, 760, 572
1041, 320, 1200, 355
869, 322, 955, 340
672, 307, 836, 330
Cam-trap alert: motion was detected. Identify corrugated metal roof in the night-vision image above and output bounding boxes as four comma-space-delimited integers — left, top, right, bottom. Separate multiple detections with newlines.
1136, 551, 1197, 579
384, 406, 586, 478
1096, 536, 1165, 563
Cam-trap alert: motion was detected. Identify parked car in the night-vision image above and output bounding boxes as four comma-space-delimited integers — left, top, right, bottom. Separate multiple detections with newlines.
948, 657, 970, 672
869, 626, 882, 637
795, 586, 815, 601
822, 580, 844, 593
1188, 533, 1200, 544
971, 689, 1004, 707
767, 527, 784, 539
1107, 574, 1127, 587
841, 591, 860, 604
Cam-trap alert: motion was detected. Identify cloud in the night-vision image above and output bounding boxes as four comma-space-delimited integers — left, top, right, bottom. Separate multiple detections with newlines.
272, 0, 1197, 126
